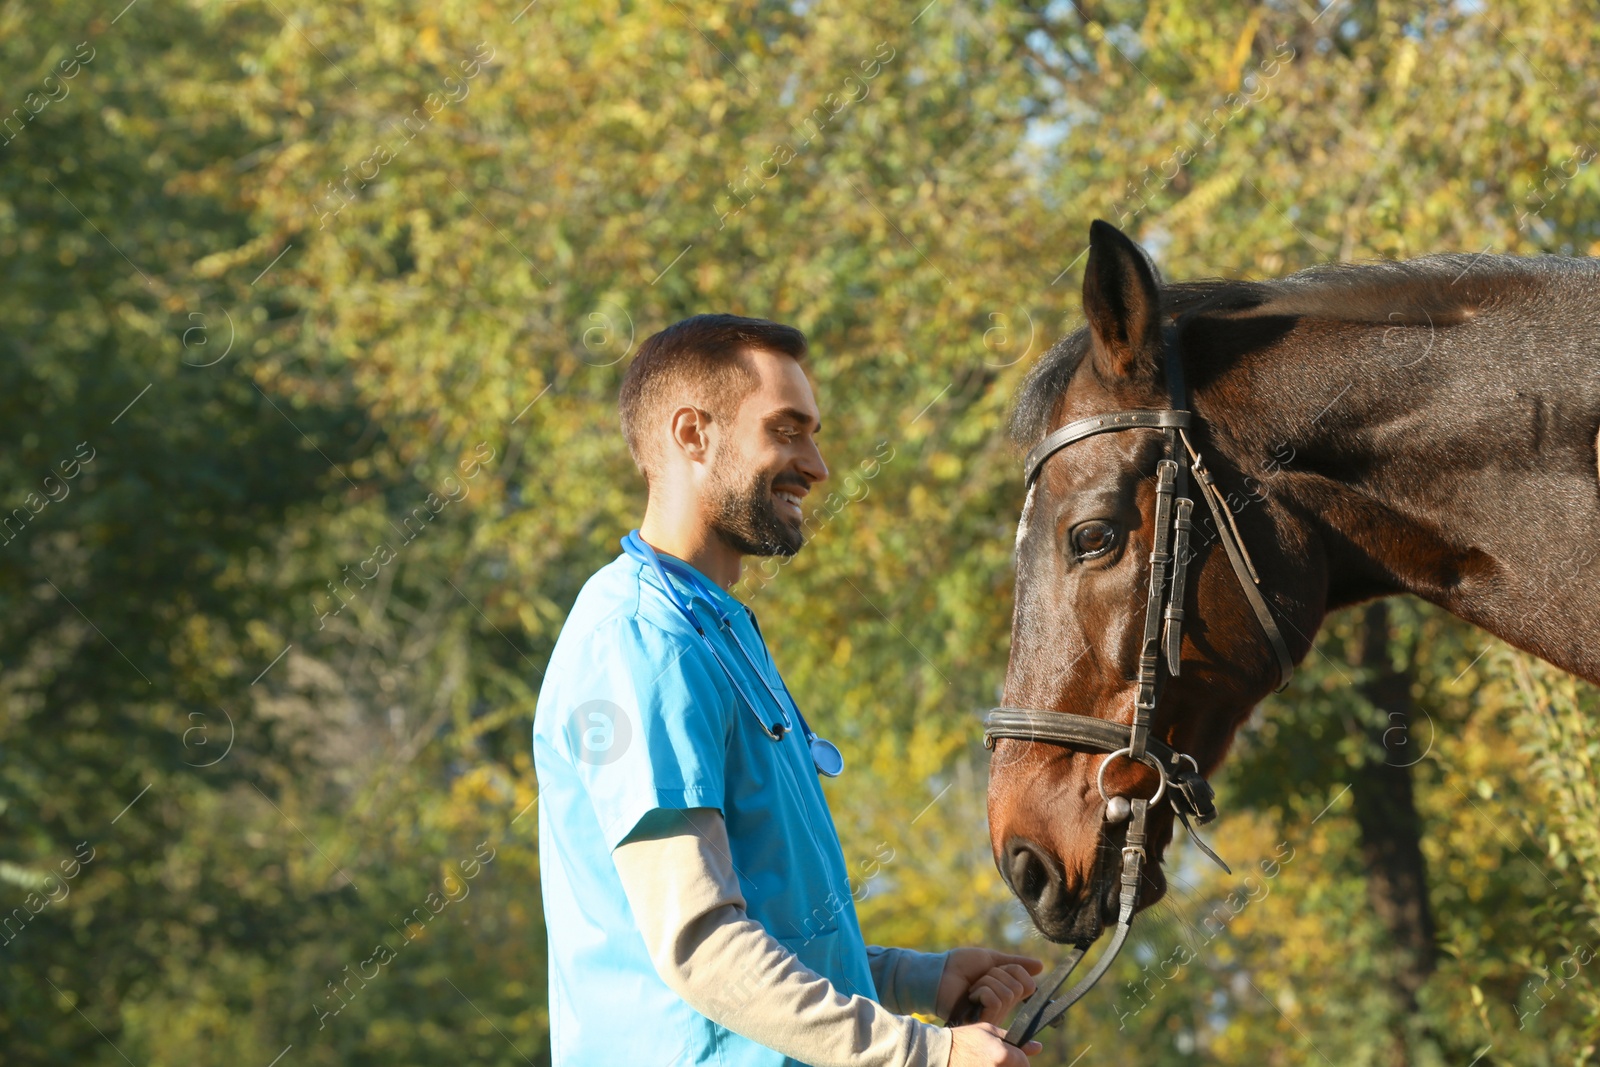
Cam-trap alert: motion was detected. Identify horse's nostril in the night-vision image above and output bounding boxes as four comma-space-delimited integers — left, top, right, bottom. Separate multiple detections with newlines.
1011, 846, 1044, 899
1003, 838, 1061, 909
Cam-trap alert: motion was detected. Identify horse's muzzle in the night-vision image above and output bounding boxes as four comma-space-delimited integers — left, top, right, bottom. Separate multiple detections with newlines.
1001, 834, 1119, 944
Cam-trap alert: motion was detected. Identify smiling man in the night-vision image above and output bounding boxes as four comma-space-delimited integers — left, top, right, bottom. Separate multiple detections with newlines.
534, 314, 1043, 1066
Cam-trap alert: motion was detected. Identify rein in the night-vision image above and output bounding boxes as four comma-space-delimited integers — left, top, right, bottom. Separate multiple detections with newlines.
971, 340, 1295, 1047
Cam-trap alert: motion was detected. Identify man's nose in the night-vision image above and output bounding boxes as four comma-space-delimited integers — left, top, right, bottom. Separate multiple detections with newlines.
799, 439, 828, 484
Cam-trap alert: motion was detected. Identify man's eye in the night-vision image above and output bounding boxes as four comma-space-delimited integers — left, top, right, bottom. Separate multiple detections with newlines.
1071, 521, 1117, 559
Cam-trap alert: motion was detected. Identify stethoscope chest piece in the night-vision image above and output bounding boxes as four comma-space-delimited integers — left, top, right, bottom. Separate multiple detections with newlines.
809, 736, 845, 778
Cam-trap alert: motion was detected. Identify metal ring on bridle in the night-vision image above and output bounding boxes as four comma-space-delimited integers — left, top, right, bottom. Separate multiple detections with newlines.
1095, 746, 1168, 807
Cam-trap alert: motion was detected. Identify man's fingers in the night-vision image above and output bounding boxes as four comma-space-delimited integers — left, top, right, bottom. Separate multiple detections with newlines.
985, 966, 1024, 1004
970, 969, 1030, 1008
998, 962, 1038, 996
959, 960, 1051, 1034
987, 952, 1046, 975
968, 978, 1002, 1008
965, 980, 1008, 1025
974, 972, 1024, 1005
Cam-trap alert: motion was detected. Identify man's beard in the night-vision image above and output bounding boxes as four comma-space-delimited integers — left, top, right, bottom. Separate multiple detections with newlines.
707, 452, 805, 558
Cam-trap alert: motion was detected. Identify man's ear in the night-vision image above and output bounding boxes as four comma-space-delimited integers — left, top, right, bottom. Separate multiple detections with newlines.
1082, 219, 1163, 383
667, 405, 714, 464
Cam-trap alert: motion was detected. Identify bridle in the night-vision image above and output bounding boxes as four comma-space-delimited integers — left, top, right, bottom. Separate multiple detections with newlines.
971, 338, 1296, 1047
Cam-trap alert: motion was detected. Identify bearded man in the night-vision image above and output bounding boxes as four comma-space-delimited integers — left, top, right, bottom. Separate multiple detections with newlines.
534, 314, 1043, 1066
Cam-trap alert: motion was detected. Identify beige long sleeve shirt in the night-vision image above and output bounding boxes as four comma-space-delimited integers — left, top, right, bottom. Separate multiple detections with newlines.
613, 807, 955, 1067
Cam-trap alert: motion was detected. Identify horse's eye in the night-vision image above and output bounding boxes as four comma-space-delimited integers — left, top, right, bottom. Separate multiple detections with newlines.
1071, 521, 1117, 559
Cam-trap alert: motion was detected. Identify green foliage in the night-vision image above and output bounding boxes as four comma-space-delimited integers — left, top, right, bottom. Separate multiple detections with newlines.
1, 0, 1597, 1063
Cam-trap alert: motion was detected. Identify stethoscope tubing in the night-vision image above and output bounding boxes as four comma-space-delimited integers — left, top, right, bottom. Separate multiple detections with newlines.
621, 531, 843, 777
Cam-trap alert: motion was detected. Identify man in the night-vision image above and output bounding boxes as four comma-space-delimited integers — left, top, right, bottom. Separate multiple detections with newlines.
535, 314, 1044, 1066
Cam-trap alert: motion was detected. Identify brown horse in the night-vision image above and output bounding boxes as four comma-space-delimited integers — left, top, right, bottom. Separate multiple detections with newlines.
989, 219, 1600, 945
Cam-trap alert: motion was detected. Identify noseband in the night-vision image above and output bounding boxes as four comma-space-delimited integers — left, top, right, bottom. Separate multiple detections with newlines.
973, 340, 1295, 1046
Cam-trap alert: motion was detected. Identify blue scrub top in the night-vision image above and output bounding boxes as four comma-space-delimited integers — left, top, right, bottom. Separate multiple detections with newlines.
534, 549, 876, 1066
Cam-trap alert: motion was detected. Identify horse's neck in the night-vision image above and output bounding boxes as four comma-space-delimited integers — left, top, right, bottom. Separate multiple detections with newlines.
1223, 267, 1600, 683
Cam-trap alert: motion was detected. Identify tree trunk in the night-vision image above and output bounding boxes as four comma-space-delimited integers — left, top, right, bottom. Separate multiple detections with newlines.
1351, 601, 1438, 1012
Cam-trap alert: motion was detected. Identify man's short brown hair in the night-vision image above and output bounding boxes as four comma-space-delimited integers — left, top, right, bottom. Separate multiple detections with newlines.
618, 314, 808, 484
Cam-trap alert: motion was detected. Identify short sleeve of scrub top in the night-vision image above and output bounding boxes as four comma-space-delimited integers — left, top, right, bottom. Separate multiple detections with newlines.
552, 613, 733, 850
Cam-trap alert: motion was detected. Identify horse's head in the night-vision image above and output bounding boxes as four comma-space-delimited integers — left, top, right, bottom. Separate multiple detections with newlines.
987, 221, 1305, 944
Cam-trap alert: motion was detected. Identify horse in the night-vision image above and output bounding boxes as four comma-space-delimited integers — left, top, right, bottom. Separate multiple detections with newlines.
986, 219, 1600, 952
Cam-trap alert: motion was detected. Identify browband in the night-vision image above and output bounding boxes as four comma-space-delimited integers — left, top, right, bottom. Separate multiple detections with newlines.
1024, 410, 1192, 488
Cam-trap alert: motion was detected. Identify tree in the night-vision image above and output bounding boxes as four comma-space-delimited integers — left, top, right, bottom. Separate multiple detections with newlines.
3, 0, 1597, 1063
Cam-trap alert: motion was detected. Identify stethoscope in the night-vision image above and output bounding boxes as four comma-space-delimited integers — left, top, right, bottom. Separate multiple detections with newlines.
621, 530, 845, 778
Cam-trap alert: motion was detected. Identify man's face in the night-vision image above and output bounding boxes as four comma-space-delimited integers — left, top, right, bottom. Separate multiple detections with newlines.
705, 348, 828, 557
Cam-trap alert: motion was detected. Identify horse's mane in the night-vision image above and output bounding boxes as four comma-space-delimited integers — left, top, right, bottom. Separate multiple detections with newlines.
1009, 252, 1579, 445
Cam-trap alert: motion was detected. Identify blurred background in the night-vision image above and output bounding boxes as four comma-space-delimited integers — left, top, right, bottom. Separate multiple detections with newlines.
2, 0, 1598, 1063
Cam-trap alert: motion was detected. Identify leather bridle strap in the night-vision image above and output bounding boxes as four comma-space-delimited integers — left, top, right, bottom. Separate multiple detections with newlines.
983, 707, 1183, 765
1000, 798, 1149, 1046
1176, 428, 1296, 691
1024, 410, 1192, 489
1130, 458, 1177, 758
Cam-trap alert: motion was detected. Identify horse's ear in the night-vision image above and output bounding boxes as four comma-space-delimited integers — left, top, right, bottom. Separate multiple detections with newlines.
1082, 219, 1163, 382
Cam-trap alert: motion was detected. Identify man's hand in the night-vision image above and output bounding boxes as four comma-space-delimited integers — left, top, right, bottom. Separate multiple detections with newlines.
936, 947, 1044, 1025
948, 1022, 1042, 1065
